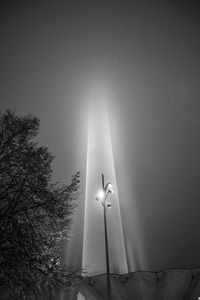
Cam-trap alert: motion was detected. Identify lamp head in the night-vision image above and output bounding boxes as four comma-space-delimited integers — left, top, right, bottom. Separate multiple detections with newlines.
96, 190, 105, 201
107, 183, 114, 194
107, 203, 112, 208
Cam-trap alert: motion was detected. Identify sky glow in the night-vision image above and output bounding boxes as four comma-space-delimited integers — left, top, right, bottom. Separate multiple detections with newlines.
1, 1, 200, 272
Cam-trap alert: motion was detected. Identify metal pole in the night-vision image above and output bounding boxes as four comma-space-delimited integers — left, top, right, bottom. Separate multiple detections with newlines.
104, 205, 111, 300
102, 174, 105, 191
49, 285, 52, 300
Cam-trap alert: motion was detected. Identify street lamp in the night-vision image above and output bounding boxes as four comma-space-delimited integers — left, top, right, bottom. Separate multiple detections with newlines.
96, 174, 114, 300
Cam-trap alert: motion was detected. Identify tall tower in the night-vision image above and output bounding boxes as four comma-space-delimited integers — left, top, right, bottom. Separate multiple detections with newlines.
82, 98, 128, 276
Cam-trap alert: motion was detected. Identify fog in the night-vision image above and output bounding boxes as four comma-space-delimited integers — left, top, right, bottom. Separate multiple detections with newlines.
1, 0, 200, 271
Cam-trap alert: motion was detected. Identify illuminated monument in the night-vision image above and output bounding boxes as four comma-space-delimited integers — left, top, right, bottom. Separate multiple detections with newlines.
82, 97, 128, 276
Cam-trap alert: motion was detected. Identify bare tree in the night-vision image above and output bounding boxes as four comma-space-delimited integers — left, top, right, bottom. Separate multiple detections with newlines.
0, 109, 80, 299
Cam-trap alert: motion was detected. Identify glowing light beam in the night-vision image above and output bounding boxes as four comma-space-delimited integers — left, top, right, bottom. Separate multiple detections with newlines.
82, 96, 128, 275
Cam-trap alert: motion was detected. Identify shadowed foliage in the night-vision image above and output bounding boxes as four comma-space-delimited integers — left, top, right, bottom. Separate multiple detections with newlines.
0, 109, 80, 299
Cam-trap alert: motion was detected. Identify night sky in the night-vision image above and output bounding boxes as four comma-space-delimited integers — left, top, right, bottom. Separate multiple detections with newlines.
1, 0, 200, 272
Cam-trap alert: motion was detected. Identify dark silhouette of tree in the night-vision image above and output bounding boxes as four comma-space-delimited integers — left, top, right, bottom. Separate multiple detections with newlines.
0, 110, 80, 299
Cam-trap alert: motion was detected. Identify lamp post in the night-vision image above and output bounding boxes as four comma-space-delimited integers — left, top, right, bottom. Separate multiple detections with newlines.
96, 174, 113, 300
